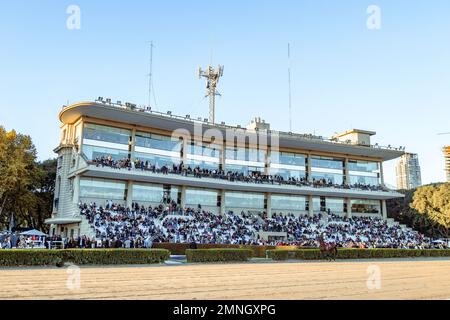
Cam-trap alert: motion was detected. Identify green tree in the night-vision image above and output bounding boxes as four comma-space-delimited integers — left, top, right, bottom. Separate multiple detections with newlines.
33, 159, 57, 231
0, 127, 37, 228
0, 126, 56, 231
411, 184, 450, 238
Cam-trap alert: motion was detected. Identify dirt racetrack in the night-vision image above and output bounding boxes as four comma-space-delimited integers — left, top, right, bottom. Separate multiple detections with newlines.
1, 259, 450, 300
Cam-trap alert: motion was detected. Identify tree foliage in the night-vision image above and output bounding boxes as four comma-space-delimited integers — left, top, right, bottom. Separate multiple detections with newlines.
0, 126, 56, 231
411, 184, 450, 238
387, 184, 450, 238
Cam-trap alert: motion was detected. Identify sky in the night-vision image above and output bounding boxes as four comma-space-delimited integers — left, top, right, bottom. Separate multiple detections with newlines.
0, 0, 449, 186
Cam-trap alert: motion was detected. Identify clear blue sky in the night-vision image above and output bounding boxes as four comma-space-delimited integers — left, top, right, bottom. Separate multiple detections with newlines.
0, 0, 449, 186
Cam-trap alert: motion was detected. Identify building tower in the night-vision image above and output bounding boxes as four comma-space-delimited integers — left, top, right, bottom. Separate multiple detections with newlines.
395, 153, 422, 190
198, 65, 224, 123
444, 146, 450, 182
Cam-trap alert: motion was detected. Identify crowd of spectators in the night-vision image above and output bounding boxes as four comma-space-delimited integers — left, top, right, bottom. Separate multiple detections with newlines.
264, 212, 433, 249
92, 156, 387, 192
1, 199, 439, 250
73, 201, 440, 249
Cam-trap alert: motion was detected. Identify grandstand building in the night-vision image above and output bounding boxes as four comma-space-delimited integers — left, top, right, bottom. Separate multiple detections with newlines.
46, 100, 405, 238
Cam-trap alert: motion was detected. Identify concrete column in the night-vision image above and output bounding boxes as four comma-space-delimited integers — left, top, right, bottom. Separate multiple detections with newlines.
180, 186, 187, 208
220, 141, 226, 171
308, 195, 314, 217
381, 200, 387, 220
130, 127, 136, 161
344, 158, 350, 185
126, 181, 133, 209
182, 137, 188, 165
72, 175, 80, 204
266, 193, 272, 217
264, 146, 271, 175
346, 198, 352, 218
307, 154, 312, 182
379, 162, 385, 186
220, 190, 226, 215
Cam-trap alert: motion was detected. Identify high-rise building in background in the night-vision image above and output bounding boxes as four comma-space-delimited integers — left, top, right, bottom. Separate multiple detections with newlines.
444, 146, 450, 182
395, 153, 422, 190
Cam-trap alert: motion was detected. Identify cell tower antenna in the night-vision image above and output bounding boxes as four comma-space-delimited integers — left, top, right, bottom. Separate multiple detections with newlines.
288, 43, 292, 132
148, 41, 155, 109
198, 64, 224, 123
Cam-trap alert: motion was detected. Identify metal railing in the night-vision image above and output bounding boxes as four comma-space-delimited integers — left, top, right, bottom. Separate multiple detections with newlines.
62, 101, 405, 152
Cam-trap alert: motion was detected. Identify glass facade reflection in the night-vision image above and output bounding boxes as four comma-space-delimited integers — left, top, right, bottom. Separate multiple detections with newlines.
311, 156, 344, 184
225, 147, 266, 162
80, 178, 126, 200
325, 198, 344, 213
132, 183, 178, 203
135, 132, 181, 152
134, 152, 179, 168
185, 188, 219, 207
310, 156, 344, 170
271, 151, 306, 166
225, 191, 265, 209
269, 151, 306, 179
84, 123, 131, 145
271, 195, 306, 211
348, 160, 380, 186
82, 145, 129, 161
351, 199, 380, 214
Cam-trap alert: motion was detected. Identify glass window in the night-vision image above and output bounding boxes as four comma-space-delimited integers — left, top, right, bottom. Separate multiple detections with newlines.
135, 132, 181, 152
225, 191, 265, 209
132, 183, 178, 203
349, 175, 380, 186
310, 156, 344, 170
134, 152, 179, 168
185, 188, 219, 207
186, 159, 219, 171
351, 199, 380, 214
80, 178, 126, 200
326, 198, 344, 213
348, 160, 379, 173
271, 195, 306, 211
83, 123, 131, 145
188, 142, 221, 158
311, 172, 344, 185
225, 164, 263, 175
82, 145, 129, 161
312, 197, 321, 212
225, 147, 266, 162
271, 151, 306, 166
269, 168, 306, 180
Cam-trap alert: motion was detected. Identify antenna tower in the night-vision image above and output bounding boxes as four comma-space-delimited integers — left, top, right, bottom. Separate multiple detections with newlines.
198, 64, 224, 123
288, 43, 292, 132
148, 41, 155, 109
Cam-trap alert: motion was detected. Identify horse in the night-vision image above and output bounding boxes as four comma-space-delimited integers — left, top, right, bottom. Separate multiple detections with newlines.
318, 235, 338, 261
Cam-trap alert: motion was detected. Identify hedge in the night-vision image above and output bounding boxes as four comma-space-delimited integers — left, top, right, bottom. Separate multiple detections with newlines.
266, 249, 450, 261
152, 243, 275, 258
186, 249, 253, 263
0, 249, 170, 267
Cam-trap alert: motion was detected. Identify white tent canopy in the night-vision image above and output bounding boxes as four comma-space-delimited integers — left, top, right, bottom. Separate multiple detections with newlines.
20, 229, 47, 237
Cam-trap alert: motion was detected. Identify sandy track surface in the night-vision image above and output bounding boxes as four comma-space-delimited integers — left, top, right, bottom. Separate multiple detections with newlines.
1, 259, 450, 300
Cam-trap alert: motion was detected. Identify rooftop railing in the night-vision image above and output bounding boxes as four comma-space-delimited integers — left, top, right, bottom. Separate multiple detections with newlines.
62, 100, 406, 152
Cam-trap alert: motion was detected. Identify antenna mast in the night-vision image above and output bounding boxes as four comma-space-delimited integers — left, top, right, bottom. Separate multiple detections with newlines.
288, 43, 292, 132
198, 64, 224, 123
148, 41, 154, 109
